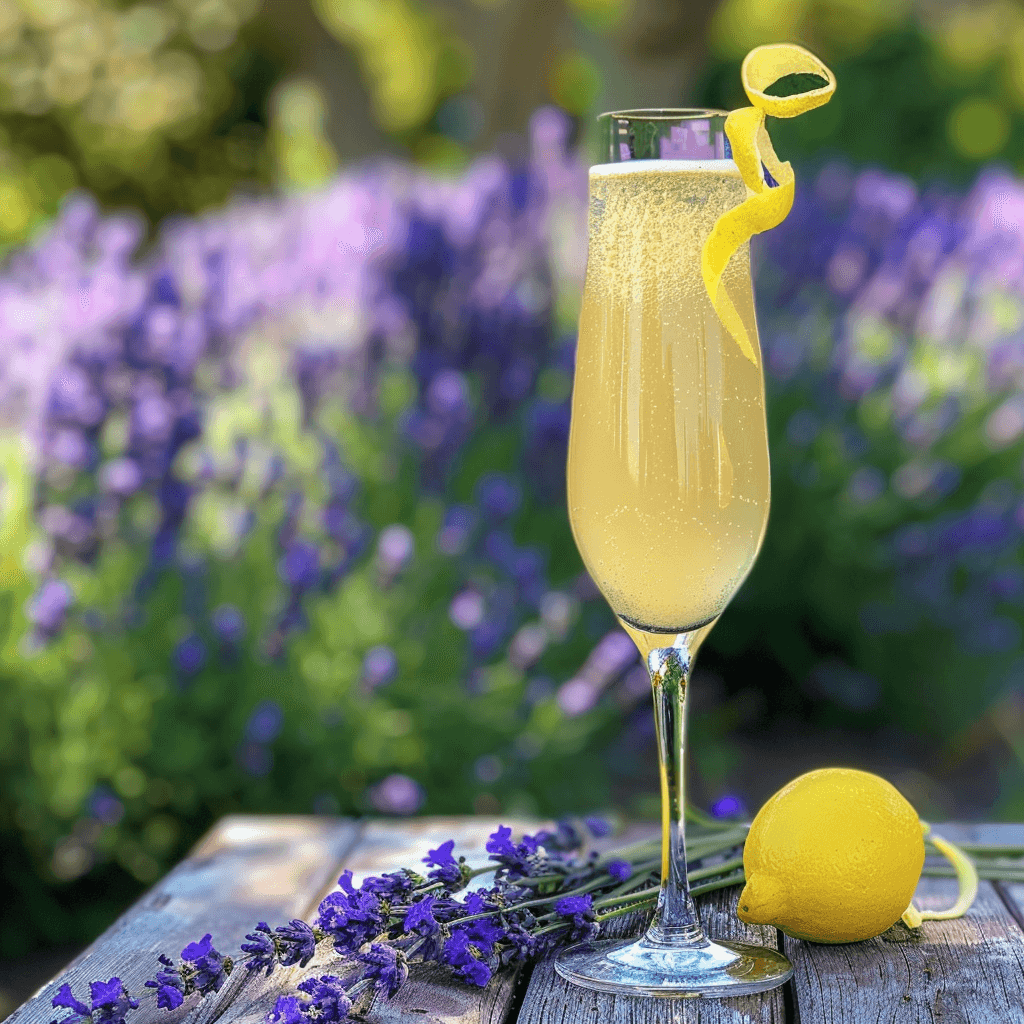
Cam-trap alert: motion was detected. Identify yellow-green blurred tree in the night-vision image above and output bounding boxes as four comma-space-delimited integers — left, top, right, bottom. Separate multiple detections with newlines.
0, 0, 293, 245
0, 0, 723, 246
7, 0, 1023, 254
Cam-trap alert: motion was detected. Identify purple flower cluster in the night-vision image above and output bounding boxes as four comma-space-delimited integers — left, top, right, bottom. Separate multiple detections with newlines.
141, 934, 233, 1010
422, 838, 467, 886
764, 163, 1024, 442
315, 870, 390, 953
484, 824, 542, 880
7, 106, 576, 671
241, 920, 319, 975
554, 894, 598, 943
309, 819, 616, 997
51, 979, 138, 1024
144, 956, 186, 1011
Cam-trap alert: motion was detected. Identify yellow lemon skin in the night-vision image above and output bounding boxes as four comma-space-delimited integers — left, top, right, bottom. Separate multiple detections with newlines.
737, 768, 925, 944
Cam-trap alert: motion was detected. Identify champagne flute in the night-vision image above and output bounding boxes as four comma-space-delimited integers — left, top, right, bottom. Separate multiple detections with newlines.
555, 110, 792, 997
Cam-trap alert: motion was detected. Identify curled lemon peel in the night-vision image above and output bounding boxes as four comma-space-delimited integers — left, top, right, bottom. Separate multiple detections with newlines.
701, 43, 836, 366
901, 824, 980, 929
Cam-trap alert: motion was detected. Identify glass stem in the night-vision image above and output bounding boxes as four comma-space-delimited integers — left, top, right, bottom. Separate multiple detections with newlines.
645, 634, 707, 948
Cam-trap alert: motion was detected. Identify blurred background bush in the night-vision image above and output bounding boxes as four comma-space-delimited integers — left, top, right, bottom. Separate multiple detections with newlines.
4, 0, 1024, 1009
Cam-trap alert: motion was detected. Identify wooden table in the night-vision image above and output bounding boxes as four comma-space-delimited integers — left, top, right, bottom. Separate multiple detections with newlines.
7, 817, 1024, 1024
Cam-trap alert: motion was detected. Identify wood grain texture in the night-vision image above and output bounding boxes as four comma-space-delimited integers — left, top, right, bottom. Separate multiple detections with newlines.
784, 822, 1024, 1024
8, 817, 363, 1024
204, 817, 539, 1024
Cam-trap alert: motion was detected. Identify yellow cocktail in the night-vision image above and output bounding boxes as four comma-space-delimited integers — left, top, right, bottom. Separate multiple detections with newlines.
568, 161, 770, 641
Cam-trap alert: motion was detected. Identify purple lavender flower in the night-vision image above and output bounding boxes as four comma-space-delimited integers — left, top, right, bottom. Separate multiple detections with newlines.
212, 604, 246, 645
240, 923, 277, 976
52, 979, 139, 1024
143, 950, 185, 1007
316, 871, 386, 953
376, 525, 415, 574
174, 634, 207, 676
51, 983, 92, 1024
275, 920, 318, 967
359, 870, 420, 899
711, 795, 745, 819
426, 369, 471, 417
583, 816, 612, 838
476, 473, 521, 520
267, 995, 307, 1024
246, 701, 284, 744
498, 917, 539, 963
28, 580, 73, 634
356, 943, 408, 998
485, 825, 540, 880
369, 774, 424, 815
440, 929, 493, 987
295, 976, 352, 1021
279, 541, 320, 591
607, 860, 632, 883
554, 894, 598, 943
403, 895, 439, 937
361, 645, 398, 689
88, 787, 124, 826
534, 820, 582, 853
98, 458, 142, 496
423, 838, 463, 885
181, 934, 231, 995
86, 980, 139, 1024
436, 504, 476, 555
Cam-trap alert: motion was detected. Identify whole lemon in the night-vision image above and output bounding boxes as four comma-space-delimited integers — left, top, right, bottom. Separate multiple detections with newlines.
738, 768, 925, 943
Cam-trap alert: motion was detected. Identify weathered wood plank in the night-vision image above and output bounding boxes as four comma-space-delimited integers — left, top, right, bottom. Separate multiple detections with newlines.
783, 822, 1024, 1024
932, 824, 1024, 938
205, 818, 538, 1024
9, 817, 364, 1024
515, 819, 785, 1024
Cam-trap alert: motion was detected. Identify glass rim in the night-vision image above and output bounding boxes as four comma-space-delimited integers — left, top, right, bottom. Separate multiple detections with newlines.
597, 108, 730, 122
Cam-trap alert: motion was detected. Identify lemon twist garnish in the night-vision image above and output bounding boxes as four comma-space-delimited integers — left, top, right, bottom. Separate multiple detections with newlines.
901, 824, 980, 928
701, 43, 836, 366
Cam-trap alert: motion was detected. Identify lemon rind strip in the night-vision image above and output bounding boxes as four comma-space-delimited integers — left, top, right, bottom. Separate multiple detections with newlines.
901, 826, 980, 928
700, 43, 836, 366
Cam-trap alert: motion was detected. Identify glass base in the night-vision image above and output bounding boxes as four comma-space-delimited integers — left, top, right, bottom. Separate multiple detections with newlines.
554, 936, 793, 999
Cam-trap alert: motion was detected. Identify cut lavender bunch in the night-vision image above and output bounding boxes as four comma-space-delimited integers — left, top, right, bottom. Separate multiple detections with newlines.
50, 818, 747, 1024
